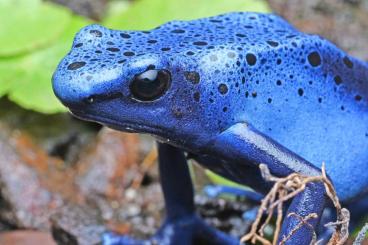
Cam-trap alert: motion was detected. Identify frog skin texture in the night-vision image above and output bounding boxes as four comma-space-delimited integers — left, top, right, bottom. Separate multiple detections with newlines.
52, 12, 368, 245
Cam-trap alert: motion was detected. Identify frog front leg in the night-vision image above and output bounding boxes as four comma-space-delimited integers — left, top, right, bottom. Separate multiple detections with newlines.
103, 142, 239, 245
206, 122, 326, 245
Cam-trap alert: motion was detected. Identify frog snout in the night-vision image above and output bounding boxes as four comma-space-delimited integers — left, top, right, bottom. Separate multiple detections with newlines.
52, 74, 119, 109
52, 71, 90, 108
52, 61, 122, 109
53, 24, 128, 108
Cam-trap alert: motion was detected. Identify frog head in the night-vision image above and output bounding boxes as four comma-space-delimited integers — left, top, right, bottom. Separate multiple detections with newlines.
53, 24, 233, 150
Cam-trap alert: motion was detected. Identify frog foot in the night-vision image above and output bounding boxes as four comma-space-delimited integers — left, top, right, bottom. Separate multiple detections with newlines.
102, 214, 239, 245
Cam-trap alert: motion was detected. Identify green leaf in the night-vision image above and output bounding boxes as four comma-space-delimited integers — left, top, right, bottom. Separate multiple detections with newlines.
0, 16, 89, 113
205, 169, 249, 189
0, 0, 71, 57
104, 0, 270, 30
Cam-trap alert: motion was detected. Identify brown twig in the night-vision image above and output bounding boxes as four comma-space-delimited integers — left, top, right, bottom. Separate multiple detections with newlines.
240, 163, 350, 245
131, 145, 158, 188
279, 212, 318, 245
325, 208, 350, 245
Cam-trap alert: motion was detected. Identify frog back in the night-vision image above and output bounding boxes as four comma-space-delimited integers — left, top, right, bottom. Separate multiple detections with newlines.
234, 36, 368, 201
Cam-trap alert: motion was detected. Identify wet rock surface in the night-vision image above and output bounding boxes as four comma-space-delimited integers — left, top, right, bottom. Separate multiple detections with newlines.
0, 124, 64, 230
0, 98, 150, 243
0, 98, 99, 165
76, 128, 140, 200
50, 204, 105, 245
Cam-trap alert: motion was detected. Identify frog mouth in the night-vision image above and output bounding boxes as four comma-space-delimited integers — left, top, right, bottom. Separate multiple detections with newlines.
69, 109, 169, 136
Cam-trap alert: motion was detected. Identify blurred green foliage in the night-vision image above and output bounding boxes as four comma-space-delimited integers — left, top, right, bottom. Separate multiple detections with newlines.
0, 0, 70, 57
0, 0, 89, 113
0, 0, 269, 113
104, 0, 270, 29
205, 169, 249, 189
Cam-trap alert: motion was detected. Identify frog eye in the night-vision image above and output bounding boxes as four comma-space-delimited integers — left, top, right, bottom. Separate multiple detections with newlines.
130, 69, 171, 101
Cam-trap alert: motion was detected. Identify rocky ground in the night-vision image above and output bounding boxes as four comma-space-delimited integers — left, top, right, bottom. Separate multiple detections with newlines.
0, 97, 255, 244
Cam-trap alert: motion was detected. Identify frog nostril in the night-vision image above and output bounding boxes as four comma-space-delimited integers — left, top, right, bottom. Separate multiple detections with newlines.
83, 92, 123, 104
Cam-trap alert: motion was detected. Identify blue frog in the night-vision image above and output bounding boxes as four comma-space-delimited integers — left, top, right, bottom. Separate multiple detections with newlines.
52, 12, 368, 245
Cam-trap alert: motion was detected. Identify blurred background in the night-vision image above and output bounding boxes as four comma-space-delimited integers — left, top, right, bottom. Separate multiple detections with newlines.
0, 0, 367, 244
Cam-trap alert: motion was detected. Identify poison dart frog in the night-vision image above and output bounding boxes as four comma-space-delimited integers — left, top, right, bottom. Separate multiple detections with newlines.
52, 12, 368, 245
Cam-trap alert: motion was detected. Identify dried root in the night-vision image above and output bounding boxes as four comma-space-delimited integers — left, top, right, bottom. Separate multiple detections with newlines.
279, 213, 318, 245
131, 145, 157, 188
240, 163, 350, 245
